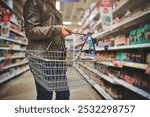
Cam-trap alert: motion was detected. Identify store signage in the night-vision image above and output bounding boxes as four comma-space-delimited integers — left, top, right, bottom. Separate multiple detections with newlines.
145, 64, 150, 75
99, 0, 112, 30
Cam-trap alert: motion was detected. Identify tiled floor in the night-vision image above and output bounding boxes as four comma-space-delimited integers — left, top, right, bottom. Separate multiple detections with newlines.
0, 71, 102, 100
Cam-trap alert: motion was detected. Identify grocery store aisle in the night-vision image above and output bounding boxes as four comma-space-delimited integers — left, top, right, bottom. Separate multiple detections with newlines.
0, 71, 102, 100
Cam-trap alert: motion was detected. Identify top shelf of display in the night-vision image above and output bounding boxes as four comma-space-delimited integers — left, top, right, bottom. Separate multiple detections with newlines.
0, 0, 23, 22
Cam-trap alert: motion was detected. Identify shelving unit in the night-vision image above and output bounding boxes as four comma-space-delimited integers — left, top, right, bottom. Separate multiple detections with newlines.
99, 61, 148, 70
78, 62, 117, 84
77, 61, 150, 99
114, 78, 150, 99
92, 10, 150, 39
0, 1, 28, 83
78, 0, 150, 100
0, 56, 25, 62
0, 47, 26, 51
0, 67, 30, 84
75, 65, 114, 100
0, 0, 23, 21
0, 36, 27, 46
1, 61, 28, 71
96, 43, 150, 51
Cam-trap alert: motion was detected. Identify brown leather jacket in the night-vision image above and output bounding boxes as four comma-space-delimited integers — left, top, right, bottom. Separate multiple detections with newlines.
23, 0, 65, 51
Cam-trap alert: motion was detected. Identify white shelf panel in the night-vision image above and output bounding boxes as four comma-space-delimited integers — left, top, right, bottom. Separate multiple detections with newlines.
114, 78, 150, 99
10, 28, 25, 37
124, 62, 147, 70
78, 62, 116, 84
0, 47, 26, 51
0, 67, 30, 84
85, 11, 100, 26
89, 20, 102, 33
98, 61, 148, 70
93, 84, 114, 100
0, 36, 27, 46
96, 43, 150, 51
1, 61, 28, 71
75, 65, 113, 100
92, 10, 150, 39
0, 56, 25, 62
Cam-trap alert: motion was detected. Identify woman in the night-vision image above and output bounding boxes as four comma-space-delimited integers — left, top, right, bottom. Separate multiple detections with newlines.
23, 0, 71, 100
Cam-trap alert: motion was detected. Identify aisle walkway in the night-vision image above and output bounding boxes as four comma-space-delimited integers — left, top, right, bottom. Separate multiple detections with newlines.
0, 71, 102, 100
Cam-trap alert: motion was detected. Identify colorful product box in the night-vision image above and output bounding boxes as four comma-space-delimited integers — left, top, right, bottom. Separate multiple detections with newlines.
136, 26, 145, 44
128, 29, 137, 45
114, 35, 127, 46
1, 21, 10, 37
144, 24, 150, 43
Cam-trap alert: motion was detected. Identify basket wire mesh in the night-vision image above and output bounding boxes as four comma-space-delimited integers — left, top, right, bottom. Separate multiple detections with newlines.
26, 33, 109, 91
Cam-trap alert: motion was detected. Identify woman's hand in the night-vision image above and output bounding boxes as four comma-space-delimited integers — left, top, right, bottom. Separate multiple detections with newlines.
61, 26, 72, 37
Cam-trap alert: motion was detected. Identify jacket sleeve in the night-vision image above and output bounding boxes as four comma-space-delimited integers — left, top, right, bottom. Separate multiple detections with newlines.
23, 0, 62, 41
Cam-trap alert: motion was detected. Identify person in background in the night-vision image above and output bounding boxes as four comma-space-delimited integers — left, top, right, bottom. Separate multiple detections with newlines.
23, 0, 72, 100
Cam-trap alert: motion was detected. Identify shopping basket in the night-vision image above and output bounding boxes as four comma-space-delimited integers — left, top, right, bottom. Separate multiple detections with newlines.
26, 32, 108, 91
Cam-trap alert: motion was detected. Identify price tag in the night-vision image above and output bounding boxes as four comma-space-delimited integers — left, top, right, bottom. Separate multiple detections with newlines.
112, 60, 124, 68
145, 64, 150, 75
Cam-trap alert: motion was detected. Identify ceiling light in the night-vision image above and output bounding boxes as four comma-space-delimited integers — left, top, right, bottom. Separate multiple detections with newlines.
78, 22, 82, 25
56, 1, 60, 11
63, 21, 72, 25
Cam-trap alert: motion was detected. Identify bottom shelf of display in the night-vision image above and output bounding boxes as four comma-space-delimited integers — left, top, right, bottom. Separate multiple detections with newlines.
75, 65, 114, 100
0, 67, 30, 84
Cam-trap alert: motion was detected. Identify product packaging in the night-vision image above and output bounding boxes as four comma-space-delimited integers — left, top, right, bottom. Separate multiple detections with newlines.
144, 24, 150, 43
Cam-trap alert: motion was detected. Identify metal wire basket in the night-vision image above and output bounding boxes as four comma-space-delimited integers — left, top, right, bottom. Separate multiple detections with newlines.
26, 33, 108, 91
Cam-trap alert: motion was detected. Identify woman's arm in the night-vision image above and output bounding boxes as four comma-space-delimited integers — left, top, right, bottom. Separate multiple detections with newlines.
23, 0, 62, 41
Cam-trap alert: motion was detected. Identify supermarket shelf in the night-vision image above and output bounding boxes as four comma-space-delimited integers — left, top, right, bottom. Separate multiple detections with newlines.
78, 62, 150, 99
78, 62, 117, 84
92, 10, 150, 39
10, 19, 20, 28
0, 56, 25, 62
99, 61, 148, 70
0, 0, 23, 22
90, 20, 102, 33
0, 67, 30, 84
80, 55, 96, 60
10, 28, 25, 37
0, 25, 25, 37
82, 2, 98, 23
114, 78, 150, 99
75, 65, 113, 100
0, 36, 27, 46
85, 11, 100, 27
113, 0, 146, 18
93, 84, 114, 100
124, 62, 147, 70
96, 43, 150, 51
0, 47, 26, 51
1, 61, 28, 71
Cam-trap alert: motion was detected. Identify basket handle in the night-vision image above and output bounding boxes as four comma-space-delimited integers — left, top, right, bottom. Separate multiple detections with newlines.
46, 36, 66, 51
70, 32, 96, 55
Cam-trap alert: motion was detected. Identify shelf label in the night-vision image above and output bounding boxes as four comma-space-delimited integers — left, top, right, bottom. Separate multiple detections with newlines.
112, 60, 124, 68
145, 64, 150, 75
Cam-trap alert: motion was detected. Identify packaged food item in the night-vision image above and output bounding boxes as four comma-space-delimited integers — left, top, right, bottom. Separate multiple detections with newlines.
144, 24, 150, 43
115, 35, 127, 46
128, 29, 137, 45
1, 21, 11, 37
147, 54, 150, 64
136, 26, 145, 44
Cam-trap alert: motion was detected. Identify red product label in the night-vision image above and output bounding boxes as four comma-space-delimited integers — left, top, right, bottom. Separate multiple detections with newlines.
99, 0, 112, 7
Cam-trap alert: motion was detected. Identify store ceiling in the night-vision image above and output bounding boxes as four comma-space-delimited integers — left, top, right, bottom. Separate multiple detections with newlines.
14, 0, 97, 29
